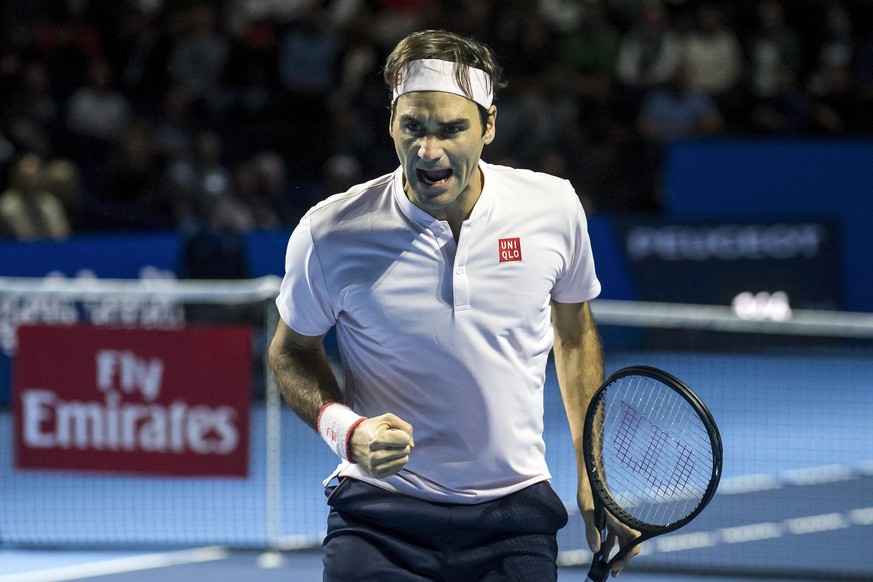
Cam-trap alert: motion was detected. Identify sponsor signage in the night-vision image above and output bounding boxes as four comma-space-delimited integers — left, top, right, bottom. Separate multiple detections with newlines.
616, 220, 841, 310
13, 325, 251, 476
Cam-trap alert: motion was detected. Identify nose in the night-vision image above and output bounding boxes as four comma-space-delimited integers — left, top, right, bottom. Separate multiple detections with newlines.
417, 136, 444, 161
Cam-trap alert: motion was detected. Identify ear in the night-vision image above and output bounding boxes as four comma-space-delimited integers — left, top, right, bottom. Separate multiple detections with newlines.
483, 105, 497, 145
388, 102, 397, 137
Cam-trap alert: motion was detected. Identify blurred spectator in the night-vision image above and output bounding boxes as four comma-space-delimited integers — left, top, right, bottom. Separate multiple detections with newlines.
2, 59, 58, 158
808, 58, 860, 134
558, 0, 621, 103
0, 0, 869, 241
748, 63, 813, 135
744, 0, 802, 100
322, 152, 364, 197
556, 0, 621, 144
489, 0, 565, 166
806, 1, 861, 134
152, 84, 195, 161
34, 7, 102, 99
231, 150, 314, 229
166, 129, 246, 230
65, 55, 132, 153
43, 157, 85, 232
0, 153, 71, 240
616, 1, 682, 93
273, 4, 341, 177
165, 2, 230, 117
113, 3, 168, 103
367, 0, 440, 51
329, 13, 380, 112
636, 62, 723, 206
637, 64, 724, 142
811, 1, 854, 73
222, 18, 278, 121
98, 117, 175, 230
681, 2, 744, 123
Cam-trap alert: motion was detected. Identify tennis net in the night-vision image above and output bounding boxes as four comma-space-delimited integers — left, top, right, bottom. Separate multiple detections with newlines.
0, 275, 303, 549
1, 277, 871, 580
550, 298, 873, 580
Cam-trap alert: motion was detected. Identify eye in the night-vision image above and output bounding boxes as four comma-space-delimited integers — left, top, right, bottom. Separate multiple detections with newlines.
403, 121, 423, 134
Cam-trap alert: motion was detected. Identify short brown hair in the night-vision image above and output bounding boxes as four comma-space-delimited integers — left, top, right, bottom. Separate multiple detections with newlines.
384, 30, 506, 133
383, 30, 507, 104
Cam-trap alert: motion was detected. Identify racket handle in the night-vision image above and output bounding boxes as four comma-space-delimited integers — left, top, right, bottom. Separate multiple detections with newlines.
585, 557, 611, 582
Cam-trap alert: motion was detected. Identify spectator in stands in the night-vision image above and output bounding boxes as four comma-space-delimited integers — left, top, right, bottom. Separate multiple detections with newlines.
0, 0, 872, 235
811, 1, 854, 74
806, 0, 861, 134
637, 63, 724, 143
166, 129, 245, 230
152, 84, 194, 162
99, 117, 175, 230
274, 4, 341, 178
680, 2, 743, 124
747, 63, 813, 135
0, 153, 71, 240
165, 2, 229, 117
43, 157, 86, 233
615, 0, 683, 116
488, 0, 565, 167
558, 0, 621, 107
65, 55, 132, 157
366, 0, 441, 52
808, 57, 860, 134
744, 0, 802, 101
636, 62, 723, 206
2, 60, 58, 158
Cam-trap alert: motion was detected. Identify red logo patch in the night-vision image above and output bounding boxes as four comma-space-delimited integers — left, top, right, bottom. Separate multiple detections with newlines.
499, 238, 522, 262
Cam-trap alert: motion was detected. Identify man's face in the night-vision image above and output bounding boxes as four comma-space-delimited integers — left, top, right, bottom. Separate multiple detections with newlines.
389, 91, 495, 221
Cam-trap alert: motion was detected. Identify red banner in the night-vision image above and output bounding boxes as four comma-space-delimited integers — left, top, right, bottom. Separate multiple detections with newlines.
13, 325, 251, 476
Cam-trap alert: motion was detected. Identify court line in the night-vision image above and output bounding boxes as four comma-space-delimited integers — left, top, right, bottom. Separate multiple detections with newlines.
558, 506, 873, 565
0, 546, 229, 582
718, 460, 873, 495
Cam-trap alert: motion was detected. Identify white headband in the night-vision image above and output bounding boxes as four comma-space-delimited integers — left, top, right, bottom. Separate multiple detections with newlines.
392, 59, 494, 109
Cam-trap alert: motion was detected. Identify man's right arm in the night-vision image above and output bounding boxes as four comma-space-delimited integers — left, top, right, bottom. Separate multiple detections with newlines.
268, 319, 414, 477
268, 318, 342, 430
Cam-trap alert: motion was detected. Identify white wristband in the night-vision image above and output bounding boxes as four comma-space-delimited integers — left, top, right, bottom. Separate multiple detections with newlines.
317, 403, 366, 462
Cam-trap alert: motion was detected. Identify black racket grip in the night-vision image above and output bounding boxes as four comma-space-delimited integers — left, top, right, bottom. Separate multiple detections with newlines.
585, 556, 610, 582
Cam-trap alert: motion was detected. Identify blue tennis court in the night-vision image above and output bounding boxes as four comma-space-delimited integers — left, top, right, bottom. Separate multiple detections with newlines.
2, 347, 872, 580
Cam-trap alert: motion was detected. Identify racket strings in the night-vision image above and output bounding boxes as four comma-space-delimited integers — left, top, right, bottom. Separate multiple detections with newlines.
593, 375, 714, 528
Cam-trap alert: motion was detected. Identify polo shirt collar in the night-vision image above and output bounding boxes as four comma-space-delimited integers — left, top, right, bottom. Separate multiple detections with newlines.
392, 161, 494, 228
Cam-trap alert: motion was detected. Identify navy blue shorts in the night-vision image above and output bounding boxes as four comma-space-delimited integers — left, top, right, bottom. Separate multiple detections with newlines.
322, 478, 569, 581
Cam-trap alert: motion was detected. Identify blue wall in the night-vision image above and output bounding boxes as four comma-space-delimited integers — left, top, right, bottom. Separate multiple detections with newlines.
663, 139, 873, 312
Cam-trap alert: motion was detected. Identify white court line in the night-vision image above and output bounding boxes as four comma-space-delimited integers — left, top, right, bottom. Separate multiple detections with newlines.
557, 507, 873, 566
718, 460, 873, 495
0, 546, 229, 582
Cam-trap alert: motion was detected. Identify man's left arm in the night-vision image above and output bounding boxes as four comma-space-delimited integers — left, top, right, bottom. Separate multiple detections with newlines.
551, 300, 640, 577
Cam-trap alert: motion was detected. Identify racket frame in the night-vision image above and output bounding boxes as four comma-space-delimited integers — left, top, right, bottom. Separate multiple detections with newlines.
582, 365, 723, 576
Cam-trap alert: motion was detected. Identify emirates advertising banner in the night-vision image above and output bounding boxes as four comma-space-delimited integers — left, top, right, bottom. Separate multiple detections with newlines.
13, 325, 251, 476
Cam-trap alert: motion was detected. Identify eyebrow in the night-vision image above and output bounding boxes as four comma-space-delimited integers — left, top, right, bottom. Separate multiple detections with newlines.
399, 114, 470, 127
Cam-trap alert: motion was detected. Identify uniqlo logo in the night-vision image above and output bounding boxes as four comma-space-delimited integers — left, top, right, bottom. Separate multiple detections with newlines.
499, 238, 522, 262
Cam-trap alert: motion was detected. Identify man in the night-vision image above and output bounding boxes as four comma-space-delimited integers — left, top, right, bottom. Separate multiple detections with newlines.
269, 29, 639, 581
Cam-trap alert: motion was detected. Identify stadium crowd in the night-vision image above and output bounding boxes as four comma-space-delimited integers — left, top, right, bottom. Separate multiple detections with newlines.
1, 0, 872, 242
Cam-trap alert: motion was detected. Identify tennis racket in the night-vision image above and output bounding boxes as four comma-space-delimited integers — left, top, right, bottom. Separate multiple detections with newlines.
583, 365, 722, 581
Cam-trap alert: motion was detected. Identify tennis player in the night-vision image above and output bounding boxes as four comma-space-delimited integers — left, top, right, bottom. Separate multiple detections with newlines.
269, 29, 640, 581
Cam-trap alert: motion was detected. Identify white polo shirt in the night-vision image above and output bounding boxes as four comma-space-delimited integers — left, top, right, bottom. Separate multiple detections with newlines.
277, 160, 601, 503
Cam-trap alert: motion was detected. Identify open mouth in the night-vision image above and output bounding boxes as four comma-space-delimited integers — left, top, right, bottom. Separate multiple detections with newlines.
417, 168, 453, 187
